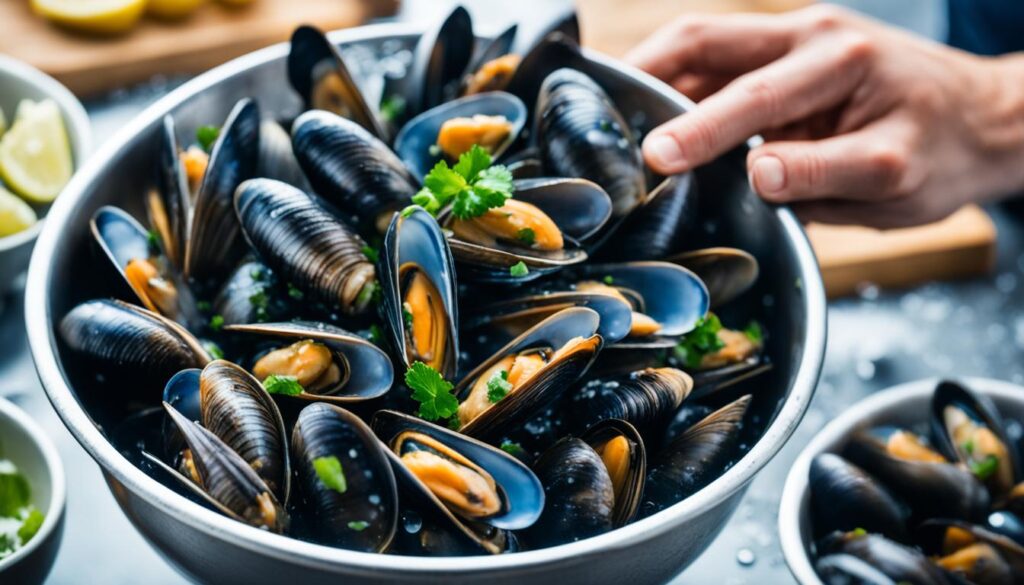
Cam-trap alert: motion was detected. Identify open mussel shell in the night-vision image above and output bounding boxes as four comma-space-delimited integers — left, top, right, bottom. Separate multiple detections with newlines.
148, 114, 191, 272
234, 178, 377, 315
224, 321, 394, 402
917, 519, 1024, 583
163, 360, 290, 503
292, 403, 398, 552
212, 260, 287, 326
668, 247, 759, 309
643, 395, 751, 515
459, 24, 518, 96
514, 177, 612, 243
287, 25, 388, 141
580, 419, 646, 527
152, 402, 287, 533
809, 453, 908, 542
505, 32, 584, 120
565, 367, 693, 444
394, 92, 527, 180
90, 205, 196, 327
930, 380, 1022, 498
257, 120, 311, 193
573, 261, 710, 346
687, 357, 773, 402
455, 307, 603, 442
400, 5, 474, 118
291, 111, 418, 234
843, 426, 991, 523
818, 531, 951, 585
535, 68, 645, 222
184, 98, 260, 284
59, 299, 210, 390
592, 174, 696, 261
379, 206, 460, 379
521, 437, 614, 549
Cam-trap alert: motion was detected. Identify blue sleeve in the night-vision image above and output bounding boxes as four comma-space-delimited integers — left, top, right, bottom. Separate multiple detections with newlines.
947, 0, 1024, 55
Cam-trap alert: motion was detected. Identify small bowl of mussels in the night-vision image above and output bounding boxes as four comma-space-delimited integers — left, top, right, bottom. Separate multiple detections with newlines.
27, 6, 826, 585
780, 378, 1024, 585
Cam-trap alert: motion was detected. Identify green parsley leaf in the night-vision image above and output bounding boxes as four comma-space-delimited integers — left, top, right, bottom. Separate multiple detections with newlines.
970, 454, 1000, 481
404, 361, 459, 421
415, 145, 514, 220
0, 465, 30, 517
516, 228, 536, 246
313, 456, 347, 494
744, 321, 763, 344
361, 245, 379, 263
287, 283, 304, 300
347, 520, 369, 532
453, 145, 492, 183
962, 439, 975, 455
473, 164, 513, 194
146, 229, 161, 252
203, 341, 225, 361
447, 417, 462, 431
487, 370, 512, 403
674, 313, 725, 369
851, 527, 867, 537
196, 125, 221, 152
250, 266, 265, 281
196, 300, 212, 313
263, 375, 304, 396
367, 323, 384, 345
424, 161, 468, 203
209, 314, 224, 332
17, 508, 44, 543
500, 440, 524, 457
401, 204, 421, 218
379, 95, 406, 123
402, 304, 414, 329
510, 261, 529, 278
603, 275, 614, 285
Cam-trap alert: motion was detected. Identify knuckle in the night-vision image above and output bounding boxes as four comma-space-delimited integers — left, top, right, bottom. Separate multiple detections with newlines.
837, 32, 875, 66
868, 144, 909, 190
672, 15, 705, 38
740, 77, 783, 124
804, 4, 850, 31
790, 150, 829, 191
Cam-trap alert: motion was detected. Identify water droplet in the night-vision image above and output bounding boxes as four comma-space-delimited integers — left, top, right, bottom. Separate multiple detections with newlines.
736, 548, 756, 567
855, 359, 875, 381
368, 494, 381, 505
855, 282, 879, 301
997, 273, 1017, 293
349, 448, 358, 459
402, 511, 422, 534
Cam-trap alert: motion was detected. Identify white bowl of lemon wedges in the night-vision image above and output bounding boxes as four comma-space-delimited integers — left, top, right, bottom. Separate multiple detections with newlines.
0, 55, 90, 299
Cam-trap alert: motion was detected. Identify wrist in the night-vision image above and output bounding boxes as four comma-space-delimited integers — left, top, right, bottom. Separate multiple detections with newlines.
973, 53, 1024, 200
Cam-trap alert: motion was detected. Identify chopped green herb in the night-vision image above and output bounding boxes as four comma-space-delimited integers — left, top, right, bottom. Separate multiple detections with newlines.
447, 417, 462, 431
379, 95, 406, 123
287, 283, 304, 300
510, 261, 529, 278
599, 119, 612, 132
851, 527, 867, 537
402, 304, 414, 329
367, 323, 384, 345
516, 228, 536, 246
962, 439, 975, 455
0, 465, 30, 517
196, 125, 221, 152
209, 314, 225, 332
404, 361, 459, 421
250, 266, 265, 281
203, 341, 225, 360
487, 370, 512, 403
361, 245, 380, 263
0, 460, 44, 559
743, 321, 763, 344
401, 205, 418, 218
674, 313, 725, 369
263, 374, 304, 397
412, 145, 514, 219
17, 508, 43, 543
500, 440, 524, 457
970, 455, 1000, 481
313, 456, 347, 494
347, 520, 369, 532
146, 229, 161, 252
603, 275, 614, 285
196, 300, 212, 313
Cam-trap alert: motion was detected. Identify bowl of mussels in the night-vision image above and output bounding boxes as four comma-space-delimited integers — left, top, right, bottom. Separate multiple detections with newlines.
26, 7, 825, 585
780, 378, 1024, 585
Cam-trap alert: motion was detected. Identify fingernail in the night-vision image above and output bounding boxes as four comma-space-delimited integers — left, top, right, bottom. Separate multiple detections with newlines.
751, 156, 786, 195
645, 135, 686, 171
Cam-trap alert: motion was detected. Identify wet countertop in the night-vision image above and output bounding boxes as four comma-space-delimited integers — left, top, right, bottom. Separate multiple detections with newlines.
5, 1, 1015, 583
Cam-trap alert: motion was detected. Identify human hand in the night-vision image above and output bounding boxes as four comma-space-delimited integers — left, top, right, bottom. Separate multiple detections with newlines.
627, 5, 1024, 228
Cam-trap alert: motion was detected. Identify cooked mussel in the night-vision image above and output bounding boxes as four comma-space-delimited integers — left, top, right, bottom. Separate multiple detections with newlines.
234, 178, 378, 315
225, 321, 394, 402
454, 307, 603, 442
815, 553, 902, 585
156, 402, 287, 533
668, 247, 760, 309
809, 453, 908, 542
148, 115, 191, 272
291, 403, 398, 552
399, 6, 474, 117
917, 520, 1021, 584
642, 395, 751, 514
594, 174, 696, 261
565, 367, 693, 443
373, 410, 543, 554
163, 360, 290, 502
843, 426, 990, 523
379, 206, 459, 378
257, 120, 312, 192
818, 531, 951, 585
59, 299, 210, 390
931, 380, 1021, 500
287, 25, 388, 141
580, 418, 646, 527
291, 111, 418, 235
211, 260, 290, 326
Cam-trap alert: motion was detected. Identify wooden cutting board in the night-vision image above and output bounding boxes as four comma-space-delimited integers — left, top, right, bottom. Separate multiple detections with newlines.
577, 0, 997, 298
0, 0, 398, 96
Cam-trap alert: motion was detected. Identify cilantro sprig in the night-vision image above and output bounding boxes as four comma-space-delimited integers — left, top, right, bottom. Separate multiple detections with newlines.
405, 361, 459, 421
487, 370, 512, 403
675, 313, 725, 369
263, 375, 304, 396
313, 456, 347, 494
196, 125, 221, 152
412, 145, 514, 220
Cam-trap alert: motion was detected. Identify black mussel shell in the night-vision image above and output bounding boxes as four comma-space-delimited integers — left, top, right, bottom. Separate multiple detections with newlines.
815, 553, 900, 585
258, 120, 312, 192
917, 519, 1024, 581
149, 114, 191, 272
668, 247, 759, 309
809, 453, 908, 542
593, 174, 696, 261
580, 418, 646, 527
402, 6, 475, 116
818, 531, 950, 585
212, 260, 291, 326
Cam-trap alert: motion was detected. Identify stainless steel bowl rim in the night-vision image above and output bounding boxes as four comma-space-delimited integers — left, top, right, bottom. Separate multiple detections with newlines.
26, 22, 826, 575
778, 377, 1024, 585
0, 54, 92, 252
0, 396, 66, 572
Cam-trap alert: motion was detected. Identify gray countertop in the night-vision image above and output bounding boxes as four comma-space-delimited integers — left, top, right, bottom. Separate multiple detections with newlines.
6, 1, 1014, 583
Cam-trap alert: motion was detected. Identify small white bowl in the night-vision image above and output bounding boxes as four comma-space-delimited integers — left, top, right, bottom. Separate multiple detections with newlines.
0, 397, 66, 584
0, 55, 91, 297
778, 377, 1024, 584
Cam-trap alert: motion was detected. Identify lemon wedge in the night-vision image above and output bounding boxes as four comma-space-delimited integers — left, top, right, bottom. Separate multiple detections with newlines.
148, 0, 207, 20
31, 0, 147, 35
0, 99, 73, 204
0, 186, 38, 238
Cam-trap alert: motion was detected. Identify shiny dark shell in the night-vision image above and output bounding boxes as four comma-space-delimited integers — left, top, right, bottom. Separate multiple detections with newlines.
565, 367, 693, 441
809, 453, 908, 542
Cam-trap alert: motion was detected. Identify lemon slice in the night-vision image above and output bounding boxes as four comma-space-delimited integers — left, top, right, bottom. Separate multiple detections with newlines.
0, 99, 73, 204
31, 0, 147, 35
0, 186, 38, 238
148, 0, 207, 20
